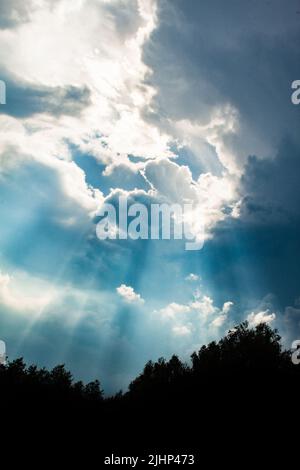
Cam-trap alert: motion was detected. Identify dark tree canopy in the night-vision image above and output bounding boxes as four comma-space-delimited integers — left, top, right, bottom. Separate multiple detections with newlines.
0, 322, 297, 406
1, 321, 299, 457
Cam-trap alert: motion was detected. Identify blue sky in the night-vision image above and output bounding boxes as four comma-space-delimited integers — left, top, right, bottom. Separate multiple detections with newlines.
0, 0, 300, 393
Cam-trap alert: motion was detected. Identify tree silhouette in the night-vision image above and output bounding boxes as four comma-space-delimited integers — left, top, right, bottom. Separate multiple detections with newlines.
1, 321, 300, 455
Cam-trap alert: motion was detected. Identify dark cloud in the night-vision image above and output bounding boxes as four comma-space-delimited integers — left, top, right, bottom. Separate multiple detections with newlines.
0, 69, 91, 118
239, 138, 300, 223
0, 0, 33, 29
200, 137, 300, 312
143, 0, 300, 160
283, 306, 300, 343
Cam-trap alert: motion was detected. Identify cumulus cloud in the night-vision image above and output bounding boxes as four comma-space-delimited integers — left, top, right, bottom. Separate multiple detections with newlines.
116, 284, 145, 305
158, 302, 191, 319
144, 158, 197, 203
0, 0, 242, 252
0, 0, 172, 167
190, 295, 217, 318
155, 292, 234, 343
247, 310, 276, 328
142, 157, 237, 242
0, 0, 242, 244
0, 0, 173, 226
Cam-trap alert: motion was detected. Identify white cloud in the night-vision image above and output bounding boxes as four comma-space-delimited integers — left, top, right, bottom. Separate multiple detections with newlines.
247, 309, 276, 328
222, 301, 234, 315
144, 158, 197, 203
174, 105, 241, 176
172, 325, 191, 336
210, 301, 233, 328
142, 157, 237, 243
158, 302, 191, 319
116, 284, 144, 305
155, 292, 234, 341
0, 0, 174, 225
211, 315, 227, 328
0, 269, 57, 313
190, 295, 216, 318
0, 0, 243, 243
0, 0, 172, 162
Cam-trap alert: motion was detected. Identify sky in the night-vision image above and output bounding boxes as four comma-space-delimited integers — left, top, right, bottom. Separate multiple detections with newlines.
0, 0, 300, 393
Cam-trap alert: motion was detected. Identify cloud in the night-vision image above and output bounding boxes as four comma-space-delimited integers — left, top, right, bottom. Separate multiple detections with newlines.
172, 325, 191, 336
116, 284, 145, 305
247, 310, 276, 328
158, 302, 191, 319
0, 69, 91, 118
190, 295, 217, 318
0, 0, 33, 29
209, 301, 233, 328
0, 0, 178, 247
0, 0, 240, 252
142, 158, 237, 241
143, 0, 300, 173
282, 306, 300, 344
0, 0, 172, 169
144, 158, 197, 203
239, 139, 300, 224
0, 269, 57, 313
211, 315, 227, 328
222, 301, 234, 315
0, 154, 107, 286
155, 292, 234, 341
0, 148, 103, 216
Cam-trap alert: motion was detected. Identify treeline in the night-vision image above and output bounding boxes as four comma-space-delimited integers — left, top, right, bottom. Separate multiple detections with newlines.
1, 321, 299, 407
1, 322, 300, 458
0, 322, 300, 403
0, 359, 103, 404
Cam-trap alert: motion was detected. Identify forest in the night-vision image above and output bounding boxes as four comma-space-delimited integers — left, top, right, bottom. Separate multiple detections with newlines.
1, 321, 300, 462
